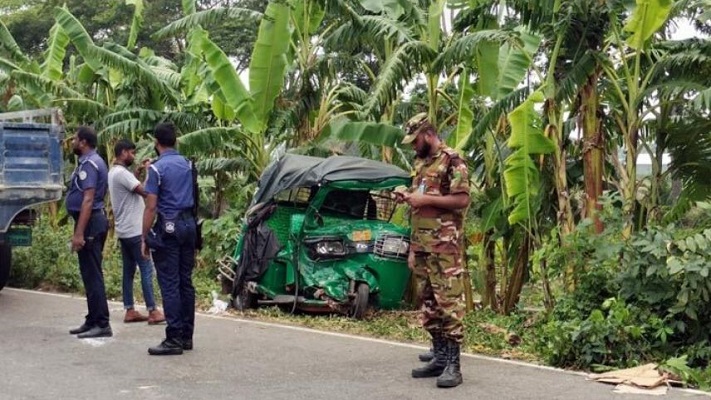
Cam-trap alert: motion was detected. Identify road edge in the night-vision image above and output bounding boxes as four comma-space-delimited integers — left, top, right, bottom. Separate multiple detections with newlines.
6, 287, 710, 397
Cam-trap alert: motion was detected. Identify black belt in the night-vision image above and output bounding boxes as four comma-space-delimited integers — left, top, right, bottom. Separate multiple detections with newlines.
69, 209, 105, 219
158, 210, 194, 221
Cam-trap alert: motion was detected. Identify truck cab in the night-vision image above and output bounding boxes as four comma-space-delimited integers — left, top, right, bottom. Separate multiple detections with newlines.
0, 109, 64, 291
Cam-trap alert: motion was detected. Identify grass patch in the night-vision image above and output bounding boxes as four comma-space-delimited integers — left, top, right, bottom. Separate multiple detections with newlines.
221, 304, 542, 364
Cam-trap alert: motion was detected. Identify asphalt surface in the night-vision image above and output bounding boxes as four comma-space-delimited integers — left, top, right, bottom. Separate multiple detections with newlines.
0, 288, 708, 400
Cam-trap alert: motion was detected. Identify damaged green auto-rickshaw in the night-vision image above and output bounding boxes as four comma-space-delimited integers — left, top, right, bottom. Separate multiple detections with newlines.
219, 154, 412, 319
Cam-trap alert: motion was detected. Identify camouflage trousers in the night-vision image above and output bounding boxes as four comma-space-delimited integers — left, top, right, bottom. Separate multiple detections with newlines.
411, 251, 465, 344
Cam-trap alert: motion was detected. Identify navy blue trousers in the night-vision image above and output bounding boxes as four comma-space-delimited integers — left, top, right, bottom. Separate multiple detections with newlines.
74, 211, 110, 328
148, 216, 196, 342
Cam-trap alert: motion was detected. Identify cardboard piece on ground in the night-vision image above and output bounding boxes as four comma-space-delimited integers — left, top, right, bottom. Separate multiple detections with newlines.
588, 364, 668, 389
613, 384, 668, 396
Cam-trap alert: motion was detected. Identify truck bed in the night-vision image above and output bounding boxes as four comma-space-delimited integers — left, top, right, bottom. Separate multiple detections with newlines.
0, 118, 64, 233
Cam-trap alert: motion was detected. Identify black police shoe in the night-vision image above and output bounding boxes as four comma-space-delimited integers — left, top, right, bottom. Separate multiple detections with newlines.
182, 339, 193, 351
148, 338, 184, 356
69, 323, 94, 335
77, 326, 113, 339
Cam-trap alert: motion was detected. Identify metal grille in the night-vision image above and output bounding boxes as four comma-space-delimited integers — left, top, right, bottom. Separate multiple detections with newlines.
374, 234, 410, 260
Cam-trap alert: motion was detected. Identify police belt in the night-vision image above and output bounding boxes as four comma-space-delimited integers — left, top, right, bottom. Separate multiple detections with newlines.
156, 210, 194, 223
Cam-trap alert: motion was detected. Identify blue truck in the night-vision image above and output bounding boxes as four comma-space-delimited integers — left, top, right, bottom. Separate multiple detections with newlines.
0, 109, 64, 291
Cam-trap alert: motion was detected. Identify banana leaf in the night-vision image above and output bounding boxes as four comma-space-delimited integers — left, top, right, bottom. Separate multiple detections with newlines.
624, 0, 673, 50
41, 23, 70, 81
125, 0, 145, 49
194, 29, 260, 133
504, 91, 555, 225
320, 117, 405, 148
249, 1, 291, 128
54, 7, 101, 72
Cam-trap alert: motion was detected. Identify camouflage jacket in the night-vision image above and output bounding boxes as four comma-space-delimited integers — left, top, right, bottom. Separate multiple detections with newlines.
409, 144, 470, 254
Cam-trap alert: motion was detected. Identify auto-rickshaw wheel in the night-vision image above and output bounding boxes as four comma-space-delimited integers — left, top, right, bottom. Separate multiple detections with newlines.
349, 283, 369, 319
232, 285, 258, 311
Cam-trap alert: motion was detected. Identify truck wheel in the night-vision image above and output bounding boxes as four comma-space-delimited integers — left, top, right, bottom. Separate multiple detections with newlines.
0, 243, 11, 292
349, 283, 369, 320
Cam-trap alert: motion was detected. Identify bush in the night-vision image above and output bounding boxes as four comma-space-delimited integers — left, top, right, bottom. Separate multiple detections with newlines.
10, 215, 221, 307
618, 225, 711, 346
536, 297, 668, 370
533, 213, 711, 383
11, 217, 81, 291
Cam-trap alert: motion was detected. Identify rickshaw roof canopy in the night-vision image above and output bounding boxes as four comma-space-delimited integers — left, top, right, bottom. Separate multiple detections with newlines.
252, 154, 410, 205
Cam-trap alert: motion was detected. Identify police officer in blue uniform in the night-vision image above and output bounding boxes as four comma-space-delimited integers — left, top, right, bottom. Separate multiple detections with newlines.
67, 126, 112, 339
142, 122, 197, 356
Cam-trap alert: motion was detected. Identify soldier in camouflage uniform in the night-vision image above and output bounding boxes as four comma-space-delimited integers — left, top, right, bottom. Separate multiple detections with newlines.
396, 113, 470, 388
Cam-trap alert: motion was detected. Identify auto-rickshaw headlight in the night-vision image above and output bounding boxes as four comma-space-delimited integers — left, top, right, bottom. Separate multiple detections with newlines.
377, 236, 410, 258
315, 241, 346, 256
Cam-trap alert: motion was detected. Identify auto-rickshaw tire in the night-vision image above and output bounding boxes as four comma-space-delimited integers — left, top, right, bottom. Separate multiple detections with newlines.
349, 283, 369, 319
232, 286, 258, 311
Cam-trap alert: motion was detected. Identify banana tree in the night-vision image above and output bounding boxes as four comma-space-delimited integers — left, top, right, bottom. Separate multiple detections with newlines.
638, 36, 711, 223
602, 0, 675, 235
439, 0, 548, 311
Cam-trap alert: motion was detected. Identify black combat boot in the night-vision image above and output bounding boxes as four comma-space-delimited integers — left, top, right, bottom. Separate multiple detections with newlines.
436, 340, 463, 388
412, 333, 446, 378
418, 347, 434, 362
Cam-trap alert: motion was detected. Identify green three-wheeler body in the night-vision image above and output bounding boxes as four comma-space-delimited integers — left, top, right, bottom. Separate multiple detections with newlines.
227, 154, 412, 318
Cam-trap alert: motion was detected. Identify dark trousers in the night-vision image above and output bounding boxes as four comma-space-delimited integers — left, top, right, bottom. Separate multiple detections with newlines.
148, 216, 196, 342
73, 212, 110, 328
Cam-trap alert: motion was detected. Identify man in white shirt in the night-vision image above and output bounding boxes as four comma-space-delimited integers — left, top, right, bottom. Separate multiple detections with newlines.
108, 139, 165, 324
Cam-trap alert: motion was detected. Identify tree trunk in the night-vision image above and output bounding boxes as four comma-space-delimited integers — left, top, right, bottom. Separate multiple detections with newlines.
502, 234, 531, 315
546, 100, 575, 237
580, 71, 604, 233
622, 122, 639, 237
482, 233, 498, 311
546, 100, 576, 290
540, 258, 554, 311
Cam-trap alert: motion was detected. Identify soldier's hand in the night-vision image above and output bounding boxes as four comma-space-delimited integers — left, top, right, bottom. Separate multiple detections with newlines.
405, 192, 426, 208
393, 191, 405, 203
408, 250, 415, 270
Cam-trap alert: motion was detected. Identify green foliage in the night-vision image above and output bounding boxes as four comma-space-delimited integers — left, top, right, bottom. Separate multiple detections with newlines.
659, 355, 711, 391
10, 217, 81, 291
248, 1, 291, 127
10, 213, 223, 308
41, 23, 70, 81
536, 297, 668, 370
532, 195, 626, 290
504, 91, 555, 225
618, 225, 711, 340
319, 117, 406, 148
529, 201, 711, 387
623, 0, 673, 50
198, 208, 246, 269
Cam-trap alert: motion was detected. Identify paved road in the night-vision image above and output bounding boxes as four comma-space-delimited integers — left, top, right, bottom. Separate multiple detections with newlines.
0, 288, 708, 400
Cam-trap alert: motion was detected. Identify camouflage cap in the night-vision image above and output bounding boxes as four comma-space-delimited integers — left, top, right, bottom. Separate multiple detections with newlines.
402, 112, 430, 144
